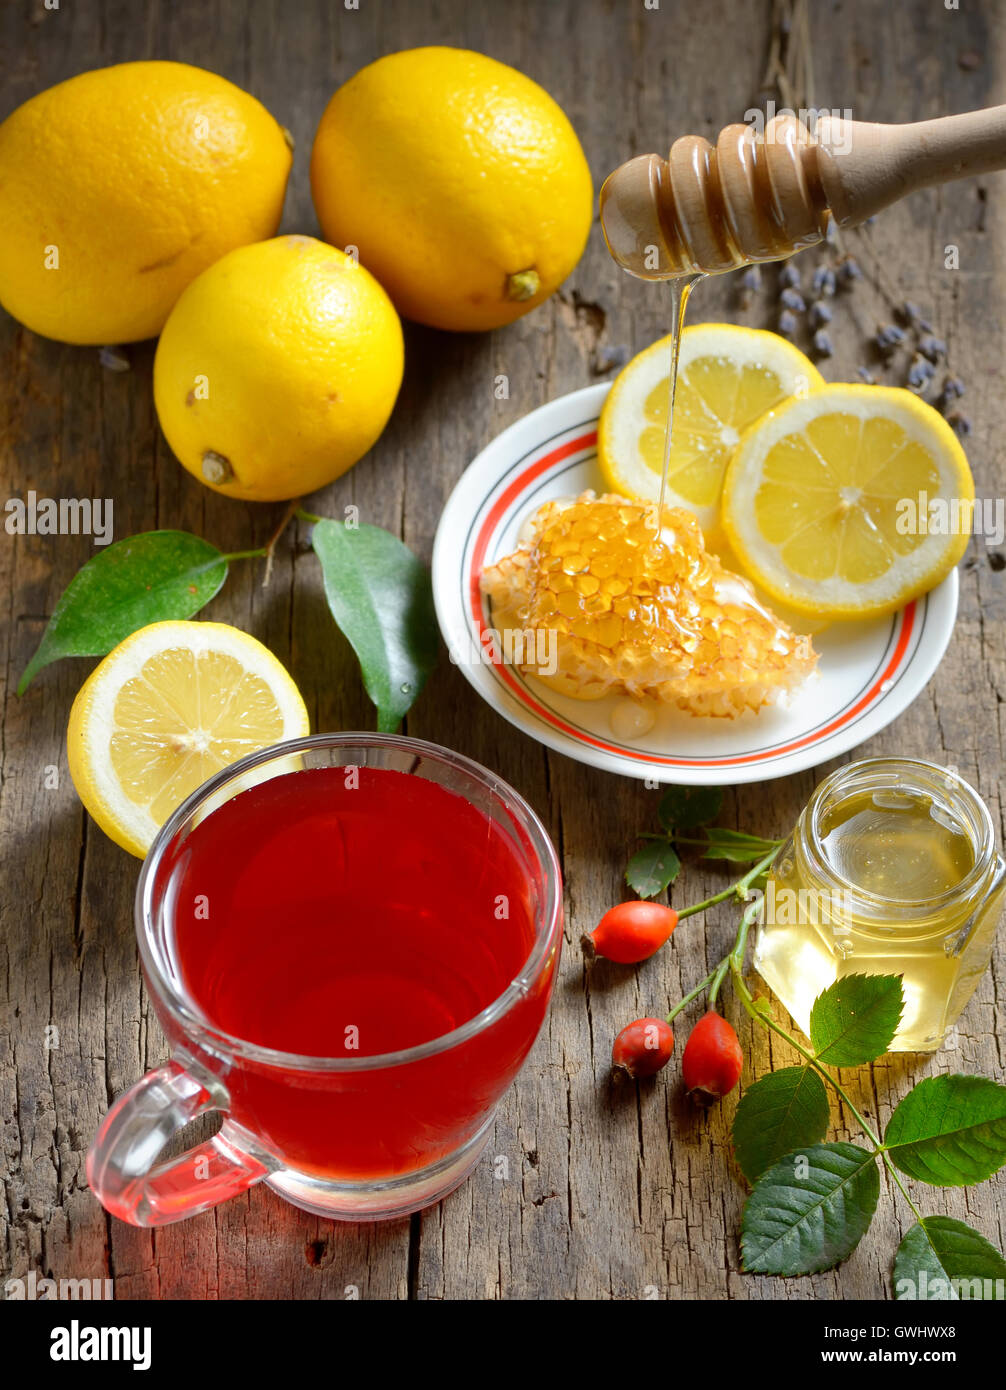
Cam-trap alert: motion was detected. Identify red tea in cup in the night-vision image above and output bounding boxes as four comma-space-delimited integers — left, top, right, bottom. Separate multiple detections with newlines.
88, 736, 561, 1224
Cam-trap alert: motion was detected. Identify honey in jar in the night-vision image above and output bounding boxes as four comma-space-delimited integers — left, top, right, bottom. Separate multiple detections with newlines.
753, 758, 1006, 1051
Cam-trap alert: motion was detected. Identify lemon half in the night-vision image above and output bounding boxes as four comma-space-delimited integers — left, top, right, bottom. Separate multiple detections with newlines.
598, 323, 823, 537
721, 384, 974, 618
68, 621, 309, 857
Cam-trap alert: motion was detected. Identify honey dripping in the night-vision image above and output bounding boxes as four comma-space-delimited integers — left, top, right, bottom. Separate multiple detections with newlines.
655, 272, 703, 537
479, 262, 818, 725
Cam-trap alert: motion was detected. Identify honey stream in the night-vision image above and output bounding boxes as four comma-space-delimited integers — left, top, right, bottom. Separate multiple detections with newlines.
655, 273, 703, 537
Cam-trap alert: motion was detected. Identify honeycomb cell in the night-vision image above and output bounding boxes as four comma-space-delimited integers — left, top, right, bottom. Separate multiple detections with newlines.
480, 493, 818, 716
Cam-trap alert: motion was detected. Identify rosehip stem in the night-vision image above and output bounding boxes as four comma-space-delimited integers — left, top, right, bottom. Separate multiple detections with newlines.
724, 873, 925, 1219
675, 845, 781, 920
707, 953, 731, 1009
727, 898, 882, 1149
665, 954, 729, 1025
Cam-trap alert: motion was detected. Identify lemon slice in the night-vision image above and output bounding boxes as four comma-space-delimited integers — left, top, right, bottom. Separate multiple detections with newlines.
67, 620, 310, 857
598, 323, 823, 536
721, 384, 975, 619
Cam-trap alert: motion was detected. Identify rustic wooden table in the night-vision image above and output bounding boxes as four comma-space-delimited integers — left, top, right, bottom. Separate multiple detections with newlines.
2, 0, 1004, 1302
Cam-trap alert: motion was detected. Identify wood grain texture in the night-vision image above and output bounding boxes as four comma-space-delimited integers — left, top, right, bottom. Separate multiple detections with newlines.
1, 0, 1004, 1301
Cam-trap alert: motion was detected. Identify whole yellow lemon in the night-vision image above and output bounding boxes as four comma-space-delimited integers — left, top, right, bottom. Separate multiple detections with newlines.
310, 47, 593, 332
0, 61, 292, 345
153, 235, 404, 502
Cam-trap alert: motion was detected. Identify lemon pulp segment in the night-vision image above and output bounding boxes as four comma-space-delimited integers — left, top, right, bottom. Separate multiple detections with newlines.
68, 621, 309, 857
722, 385, 974, 617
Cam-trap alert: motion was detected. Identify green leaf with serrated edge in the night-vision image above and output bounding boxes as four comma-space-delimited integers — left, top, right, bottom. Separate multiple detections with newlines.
18, 530, 228, 695
809, 973, 904, 1066
741, 1142, 880, 1276
658, 785, 723, 831
732, 1067, 831, 1184
311, 520, 438, 733
625, 842, 681, 899
893, 1216, 1006, 1300
701, 828, 779, 863
885, 1074, 1006, 1187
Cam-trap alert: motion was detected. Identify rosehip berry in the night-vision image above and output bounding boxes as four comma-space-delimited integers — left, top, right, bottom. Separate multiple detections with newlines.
611, 1018, 675, 1079
681, 1010, 743, 1101
582, 901, 678, 964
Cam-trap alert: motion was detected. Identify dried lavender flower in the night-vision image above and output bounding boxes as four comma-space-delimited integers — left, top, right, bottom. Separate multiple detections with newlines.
594, 344, 631, 375
98, 346, 130, 373
740, 266, 762, 291
945, 410, 972, 437
812, 265, 837, 298
939, 375, 966, 409
779, 262, 802, 289
907, 354, 936, 392
812, 330, 834, 358
838, 256, 863, 285
856, 366, 877, 384
875, 324, 906, 353
780, 287, 806, 312
808, 301, 832, 329
777, 308, 798, 338
918, 334, 947, 363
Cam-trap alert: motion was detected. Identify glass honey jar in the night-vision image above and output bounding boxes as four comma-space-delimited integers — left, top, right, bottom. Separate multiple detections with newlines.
753, 758, 1006, 1052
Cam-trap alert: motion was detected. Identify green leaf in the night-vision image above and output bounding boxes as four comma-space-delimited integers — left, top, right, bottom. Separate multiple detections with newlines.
311, 519, 438, 733
741, 1142, 880, 1275
894, 1216, 1006, 1300
885, 1074, 1006, 1186
809, 973, 904, 1066
658, 785, 723, 831
701, 828, 780, 863
625, 841, 681, 899
732, 1067, 831, 1184
18, 530, 228, 694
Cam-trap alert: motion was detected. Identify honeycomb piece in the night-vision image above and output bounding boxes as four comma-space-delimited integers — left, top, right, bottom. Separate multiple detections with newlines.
480, 492, 817, 717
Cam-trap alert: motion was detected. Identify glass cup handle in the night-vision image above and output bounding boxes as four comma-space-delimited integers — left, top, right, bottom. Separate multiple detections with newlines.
86, 1058, 271, 1227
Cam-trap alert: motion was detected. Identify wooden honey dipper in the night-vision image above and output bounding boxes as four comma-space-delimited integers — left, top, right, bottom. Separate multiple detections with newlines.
600, 107, 1006, 278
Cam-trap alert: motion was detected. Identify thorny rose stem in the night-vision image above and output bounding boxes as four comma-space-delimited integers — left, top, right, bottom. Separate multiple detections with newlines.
676, 843, 781, 920
664, 846, 781, 1022
666, 844, 882, 1139
722, 891, 925, 1221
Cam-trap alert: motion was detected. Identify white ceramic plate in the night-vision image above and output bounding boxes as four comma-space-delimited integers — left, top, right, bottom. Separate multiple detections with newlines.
432, 383, 959, 785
